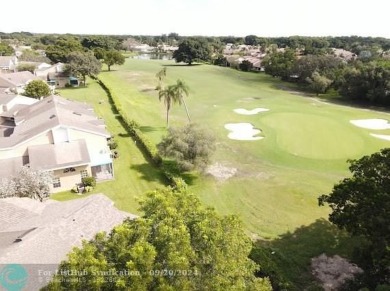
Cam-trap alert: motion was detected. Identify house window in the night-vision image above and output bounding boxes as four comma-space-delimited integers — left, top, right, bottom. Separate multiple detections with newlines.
52, 177, 61, 188
80, 170, 88, 179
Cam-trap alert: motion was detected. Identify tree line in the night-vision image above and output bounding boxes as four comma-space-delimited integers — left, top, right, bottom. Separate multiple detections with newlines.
263, 49, 390, 106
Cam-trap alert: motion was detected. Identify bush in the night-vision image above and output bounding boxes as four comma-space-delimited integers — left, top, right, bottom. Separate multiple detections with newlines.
108, 140, 118, 150
82, 176, 96, 187
85, 186, 93, 192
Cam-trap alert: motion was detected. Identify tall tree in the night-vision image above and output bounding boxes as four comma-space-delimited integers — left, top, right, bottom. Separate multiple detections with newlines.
23, 80, 51, 98
305, 72, 333, 96
155, 67, 167, 90
319, 148, 390, 288
102, 50, 125, 71
158, 85, 178, 127
44, 187, 272, 290
173, 38, 212, 65
263, 49, 296, 80
172, 79, 191, 122
66, 51, 101, 86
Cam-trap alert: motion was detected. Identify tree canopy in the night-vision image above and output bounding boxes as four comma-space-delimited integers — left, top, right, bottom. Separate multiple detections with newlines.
173, 38, 212, 65
23, 80, 51, 98
45, 37, 84, 63
263, 49, 296, 80
102, 50, 125, 71
0, 42, 14, 56
44, 187, 271, 290
66, 51, 101, 86
158, 124, 215, 172
319, 148, 390, 287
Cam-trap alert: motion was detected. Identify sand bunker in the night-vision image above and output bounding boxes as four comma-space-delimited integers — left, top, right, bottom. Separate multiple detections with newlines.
370, 133, 390, 141
225, 123, 263, 140
350, 119, 390, 130
234, 108, 269, 115
206, 163, 237, 181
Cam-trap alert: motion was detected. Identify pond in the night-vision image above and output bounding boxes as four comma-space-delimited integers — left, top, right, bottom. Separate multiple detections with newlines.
132, 53, 172, 60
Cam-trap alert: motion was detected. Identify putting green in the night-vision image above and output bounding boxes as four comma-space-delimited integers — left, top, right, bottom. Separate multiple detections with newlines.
262, 113, 365, 159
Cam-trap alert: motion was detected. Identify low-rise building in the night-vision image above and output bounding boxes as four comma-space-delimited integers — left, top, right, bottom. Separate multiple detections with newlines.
0, 94, 113, 192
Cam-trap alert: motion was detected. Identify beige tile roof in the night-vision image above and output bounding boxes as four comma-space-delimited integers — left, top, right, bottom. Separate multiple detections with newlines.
28, 139, 90, 171
0, 71, 39, 88
0, 56, 16, 68
0, 194, 135, 289
0, 194, 135, 264
0, 95, 110, 149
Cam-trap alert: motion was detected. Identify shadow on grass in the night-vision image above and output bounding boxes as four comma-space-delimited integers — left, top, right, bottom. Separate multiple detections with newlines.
130, 163, 167, 184
251, 218, 359, 290
161, 160, 199, 186
117, 132, 131, 138
162, 63, 202, 67
139, 125, 165, 133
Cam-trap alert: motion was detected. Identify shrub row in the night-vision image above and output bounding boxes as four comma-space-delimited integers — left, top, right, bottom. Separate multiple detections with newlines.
94, 77, 184, 188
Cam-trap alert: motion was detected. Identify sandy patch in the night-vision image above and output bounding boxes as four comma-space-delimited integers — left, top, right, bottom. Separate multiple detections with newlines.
225, 123, 263, 140
370, 133, 390, 141
350, 119, 390, 130
234, 108, 269, 115
206, 163, 237, 181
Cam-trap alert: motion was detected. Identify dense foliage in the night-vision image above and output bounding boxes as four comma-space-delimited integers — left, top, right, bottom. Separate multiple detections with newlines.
66, 51, 101, 85
16, 63, 36, 73
173, 38, 212, 65
45, 37, 84, 63
44, 187, 271, 290
158, 124, 216, 172
23, 80, 51, 98
0, 42, 14, 56
337, 60, 390, 105
319, 148, 390, 288
18, 49, 50, 63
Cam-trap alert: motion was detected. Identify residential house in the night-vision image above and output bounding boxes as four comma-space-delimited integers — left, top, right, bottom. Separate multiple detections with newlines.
35, 62, 79, 87
0, 194, 136, 289
0, 94, 114, 193
0, 56, 18, 72
0, 71, 40, 94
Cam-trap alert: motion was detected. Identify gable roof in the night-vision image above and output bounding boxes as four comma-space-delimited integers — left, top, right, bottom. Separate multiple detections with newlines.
0, 56, 16, 68
0, 194, 135, 265
0, 95, 110, 149
28, 139, 91, 171
0, 71, 39, 88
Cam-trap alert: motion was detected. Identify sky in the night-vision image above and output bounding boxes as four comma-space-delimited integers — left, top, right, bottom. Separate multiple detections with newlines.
1, 0, 389, 38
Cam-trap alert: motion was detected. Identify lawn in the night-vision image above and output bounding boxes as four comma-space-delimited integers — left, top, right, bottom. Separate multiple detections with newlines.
50, 79, 166, 214
98, 59, 390, 238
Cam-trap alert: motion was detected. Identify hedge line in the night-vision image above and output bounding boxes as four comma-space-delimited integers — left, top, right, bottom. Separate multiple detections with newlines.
94, 76, 185, 188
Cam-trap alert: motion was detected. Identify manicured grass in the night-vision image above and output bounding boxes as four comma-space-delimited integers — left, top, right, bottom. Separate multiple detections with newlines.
50, 79, 166, 214
99, 59, 390, 239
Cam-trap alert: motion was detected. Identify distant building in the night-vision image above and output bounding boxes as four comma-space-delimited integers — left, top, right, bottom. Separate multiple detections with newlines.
0, 71, 40, 94
0, 56, 18, 72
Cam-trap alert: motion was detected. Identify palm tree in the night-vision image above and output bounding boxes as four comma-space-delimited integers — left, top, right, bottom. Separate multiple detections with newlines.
158, 85, 179, 127
173, 79, 191, 122
155, 67, 167, 90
